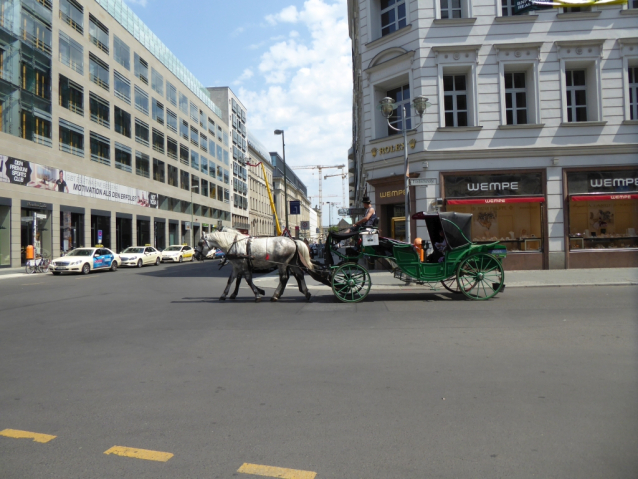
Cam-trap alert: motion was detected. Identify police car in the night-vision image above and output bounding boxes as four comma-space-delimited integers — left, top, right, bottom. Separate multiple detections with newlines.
160, 244, 195, 263
50, 247, 121, 275
119, 246, 161, 267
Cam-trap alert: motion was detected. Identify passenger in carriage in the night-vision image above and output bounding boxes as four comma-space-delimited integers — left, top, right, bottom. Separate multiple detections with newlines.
426, 229, 447, 263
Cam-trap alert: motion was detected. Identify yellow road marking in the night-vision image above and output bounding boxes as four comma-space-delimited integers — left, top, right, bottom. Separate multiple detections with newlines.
237, 463, 317, 479
0, 429, 56, 443
104, 445, 173, 462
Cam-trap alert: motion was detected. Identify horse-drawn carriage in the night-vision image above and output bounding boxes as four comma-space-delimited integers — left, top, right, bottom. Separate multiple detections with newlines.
310, 212, 507, 303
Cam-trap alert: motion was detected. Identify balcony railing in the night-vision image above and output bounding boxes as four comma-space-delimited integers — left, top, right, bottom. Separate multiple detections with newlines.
152, 144, 164, 154
135, 136, 149, 148
90, 113, 109, 128
33, 134, 52, 147
114, 89, 130, 104
59, 10, 82, 34
90, 35, 108, 54
91, 153, 110, 166
59, 54, 83, 75
115, 161, 132, 173
67, 103, 84, 116
167, 149, 177, 161
60, 143, 83, 157
90, 74, 109, 91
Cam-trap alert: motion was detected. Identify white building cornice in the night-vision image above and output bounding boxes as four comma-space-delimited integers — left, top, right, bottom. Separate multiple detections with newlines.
431, 44, 482, 65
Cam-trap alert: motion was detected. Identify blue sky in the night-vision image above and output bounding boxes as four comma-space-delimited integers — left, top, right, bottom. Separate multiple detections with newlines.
124, 0, 352, 225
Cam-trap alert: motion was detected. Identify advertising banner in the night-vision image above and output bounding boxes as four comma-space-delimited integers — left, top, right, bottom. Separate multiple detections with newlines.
567, 170, 638, 195
444, 172, 543, 198
0, 155, 156, 208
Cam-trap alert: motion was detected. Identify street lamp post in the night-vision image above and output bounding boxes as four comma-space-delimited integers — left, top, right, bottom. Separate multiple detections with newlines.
274, 129, 289, 232
191, 183, 198, 246
379, 95, 430, 244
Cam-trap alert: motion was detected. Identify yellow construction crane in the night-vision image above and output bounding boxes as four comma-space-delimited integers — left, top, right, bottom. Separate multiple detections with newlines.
246, 159, 283, 236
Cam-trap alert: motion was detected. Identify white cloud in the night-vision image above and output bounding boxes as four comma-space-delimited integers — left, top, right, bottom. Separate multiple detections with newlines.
234, 68, 254, 85
239, 0, 352, 219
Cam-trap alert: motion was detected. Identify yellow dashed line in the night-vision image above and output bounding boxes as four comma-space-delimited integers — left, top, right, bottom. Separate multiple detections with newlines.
104, 445, 173, 462
0, 429, 56, 443
238, 463, 317, 479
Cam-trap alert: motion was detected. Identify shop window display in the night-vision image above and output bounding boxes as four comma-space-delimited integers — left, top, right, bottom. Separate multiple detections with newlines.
446, 202, 543, 252
568, 199, 638, 250
21, 207, 53, 265
0, 205, 10, 267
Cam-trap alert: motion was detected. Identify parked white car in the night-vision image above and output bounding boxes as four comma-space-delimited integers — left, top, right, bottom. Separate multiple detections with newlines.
161, 245, 195, 263
50, 247, 121, 275
119, 246, 161, 267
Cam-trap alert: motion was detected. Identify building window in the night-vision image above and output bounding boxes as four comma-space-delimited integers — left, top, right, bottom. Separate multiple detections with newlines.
167, 137, 178, 160
192, 175, 199, 193
153, 158, 165, 183
441, 0, 462, 18
217, 165, 223, 182
166, 109, 177, 132
151, 68, 163, 96
180, 170, 189, 191
59, 0, 83, 34
20, 57, 52, 100
504, 72, 527, 125
114, 106, 131, 137
167, 164, 178, 187
191, 150, 200, 171
59, 32, 83, 74
152, 128, 164, 154
152, 98, 164, 125
629, 66, 637, 120
134, 86, 149, 115
134, 53, 148, 84
201, 133, 208, 152
385, 84, 411, 135
88, 14, 108, 54
201, 156, 208, 175
115, 142, 132, 172
201, 179, 209, 198
381, 0, 406, 36
443, 75, 468, 127
180, 119, 189, 140
22, 11, 52, 55
190, 126, 199, 146
190, 101, 198, 122
208, 118, 215, 135
89, 53, 109, 91
180, 143, 189, 165
210, 139, 217, 157
89, 92, 109, 128
501, 0, 515, 16
114, 71, 130, 103
59, 119, 84, 157
113, 36, 130, 70
166, 81, 177, 106
59, 75, 83, 116
90, 131, 110, 166
563, 6, 591, 12
179, 92, 188, 114
135, 118, 149, 147
135, 151, 150, 178
566, 70, 587, 122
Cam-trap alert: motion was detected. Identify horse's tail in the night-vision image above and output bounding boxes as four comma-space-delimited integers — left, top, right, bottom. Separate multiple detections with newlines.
294, 240, 314, 271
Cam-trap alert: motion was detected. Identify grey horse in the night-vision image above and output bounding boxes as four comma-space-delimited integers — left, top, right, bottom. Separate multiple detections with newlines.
196, 229, 314, 302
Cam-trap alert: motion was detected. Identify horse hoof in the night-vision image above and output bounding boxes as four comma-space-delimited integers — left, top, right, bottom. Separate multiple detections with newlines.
255, 297, 262, 303
229, 296, 237, 300
270, 297, 279, 302
219, 297, 226, 301
305, 293, 312, 302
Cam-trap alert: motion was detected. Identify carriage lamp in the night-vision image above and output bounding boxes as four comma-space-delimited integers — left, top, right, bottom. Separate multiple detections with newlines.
378, 94, 431, 243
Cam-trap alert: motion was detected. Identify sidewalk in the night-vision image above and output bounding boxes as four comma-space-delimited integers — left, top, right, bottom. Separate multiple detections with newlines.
252, 267, 638, 291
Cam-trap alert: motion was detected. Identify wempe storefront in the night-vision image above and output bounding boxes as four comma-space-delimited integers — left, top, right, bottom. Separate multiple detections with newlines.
565, 167, 638, 268
442, 170, 547, 270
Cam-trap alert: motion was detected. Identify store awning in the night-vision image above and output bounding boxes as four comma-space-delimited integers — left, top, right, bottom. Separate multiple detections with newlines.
447, 197, 545, 205
570, 194, 638, 202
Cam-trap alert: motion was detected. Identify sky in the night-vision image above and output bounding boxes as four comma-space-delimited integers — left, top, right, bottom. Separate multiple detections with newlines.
123, 0, 353, 226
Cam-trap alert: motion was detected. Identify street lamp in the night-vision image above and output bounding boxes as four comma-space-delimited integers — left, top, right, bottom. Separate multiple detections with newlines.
379, 94, 430, 244
274, 129, 289, 231
191, 181, 198, 246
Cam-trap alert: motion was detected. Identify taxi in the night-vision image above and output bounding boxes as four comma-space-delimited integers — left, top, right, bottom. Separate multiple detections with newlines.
161, 244, 195, 263
119, 246, 161, 267
50, 247, 120, 275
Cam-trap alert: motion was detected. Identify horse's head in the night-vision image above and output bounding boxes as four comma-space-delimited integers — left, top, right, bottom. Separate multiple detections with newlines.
194, 234, 217, 261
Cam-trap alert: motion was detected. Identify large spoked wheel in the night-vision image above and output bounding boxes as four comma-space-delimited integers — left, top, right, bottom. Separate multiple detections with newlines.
441, 275, 463, 293
456, 254, 504, 300
331, 263, 371, 303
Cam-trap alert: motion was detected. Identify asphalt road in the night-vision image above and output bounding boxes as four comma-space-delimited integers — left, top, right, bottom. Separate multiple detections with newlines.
1, 261, 637, 479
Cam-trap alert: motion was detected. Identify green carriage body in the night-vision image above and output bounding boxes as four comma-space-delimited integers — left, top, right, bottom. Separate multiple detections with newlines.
322, 212, 507, 302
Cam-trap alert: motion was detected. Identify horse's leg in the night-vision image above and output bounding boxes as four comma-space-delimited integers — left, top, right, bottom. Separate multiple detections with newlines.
257, 286, 266, 296
291, 266, 311, 301
243, 269, 262, 302
271, 265, 289, 302
220, 270, 237, 300
229, 274, 242, 300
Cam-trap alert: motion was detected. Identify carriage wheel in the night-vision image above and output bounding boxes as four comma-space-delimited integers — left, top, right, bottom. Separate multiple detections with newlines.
331, 263, 371, 303
440, 276, 463, 293
456, 254, 504, 300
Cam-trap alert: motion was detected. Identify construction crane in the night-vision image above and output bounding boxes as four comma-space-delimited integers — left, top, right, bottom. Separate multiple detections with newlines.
292, 164, 345, 219
324, 167, 347, 209
308, 194, 338, 209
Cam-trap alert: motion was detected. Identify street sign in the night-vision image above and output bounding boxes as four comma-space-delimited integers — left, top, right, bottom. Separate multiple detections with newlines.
35, 213, 47, 219
513, 0, 552, 14
338, 207, 366, 216
289, 200, 301, 215
300, 221, 310, 230
97, 230, 103, 243
410, 178, 437, 186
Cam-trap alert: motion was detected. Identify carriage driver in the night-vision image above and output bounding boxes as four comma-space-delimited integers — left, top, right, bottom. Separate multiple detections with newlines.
351, 196, 378, 231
